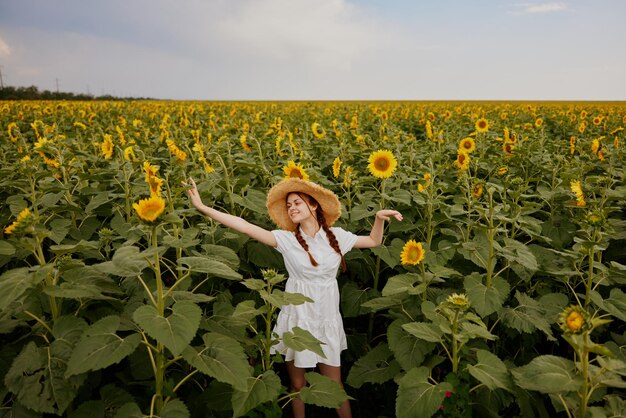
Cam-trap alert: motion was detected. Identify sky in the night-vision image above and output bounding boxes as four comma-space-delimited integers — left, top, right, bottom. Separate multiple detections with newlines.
0, 0, 625, 101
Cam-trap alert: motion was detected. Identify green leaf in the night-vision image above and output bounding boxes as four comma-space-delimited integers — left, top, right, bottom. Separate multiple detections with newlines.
361, 293, 406, 312
340, 282, 377, 318
511, 355, 584, 394
467, 349, 514, 392
178, 256, 242, 280
0, 267, 44, 311
68, 401, 104, 418
500, 291, 556, 341
369, 238, 405, 269
590, 288, 626, 322
464, 274, 510, 317
133, 301, 201, 356
502, 238, 538, 272
300, 372, 350, 408
5, 341, 85, 414
460, 322, 497, 341
241, 278, 266, 291
231, 370, 282, 418
168, 291, 215, 303
114, 402, 143, 418
259, 289, 313, 308
85, 191, 112, 214
94, 246, 150, 277
182, 332, 251, 391
281, 327, 326, 359
396, 367, 453, 418
161, 399, 190, 418
387, 319, 435, 370
201, 244, 240, 269
0, 240, 15, 255
233, 188, 267, 214
66, 316, 141, 376
382, 273, 422, 296
346, 343, 401, 388
49, 240, 100, 256
402, 322, 444, 343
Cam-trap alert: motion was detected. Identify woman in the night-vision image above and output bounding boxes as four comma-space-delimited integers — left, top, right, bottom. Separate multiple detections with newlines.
185, 177, 402, 418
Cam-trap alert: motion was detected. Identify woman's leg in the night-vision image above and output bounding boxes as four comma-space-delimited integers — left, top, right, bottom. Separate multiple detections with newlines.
318, 363, 352, 418
286, 361, 307, 418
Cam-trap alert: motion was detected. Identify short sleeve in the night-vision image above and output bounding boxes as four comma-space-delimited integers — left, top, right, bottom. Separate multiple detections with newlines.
271, 230, 294, 254
331, 227, 359, 255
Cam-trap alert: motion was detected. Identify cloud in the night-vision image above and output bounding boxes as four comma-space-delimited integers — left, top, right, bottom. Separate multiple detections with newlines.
213, 0, 388, 72
518, 2, 567, 14
0, 36, 10, 57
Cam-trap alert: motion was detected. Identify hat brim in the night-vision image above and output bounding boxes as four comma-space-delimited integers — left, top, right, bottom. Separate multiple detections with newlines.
266, 178, 341, 230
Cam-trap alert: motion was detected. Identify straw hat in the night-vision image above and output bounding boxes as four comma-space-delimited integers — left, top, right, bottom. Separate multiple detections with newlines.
266, 178, 341, 230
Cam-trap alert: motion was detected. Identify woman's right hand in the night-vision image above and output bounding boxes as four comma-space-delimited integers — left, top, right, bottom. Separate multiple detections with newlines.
183, 177, 204, 210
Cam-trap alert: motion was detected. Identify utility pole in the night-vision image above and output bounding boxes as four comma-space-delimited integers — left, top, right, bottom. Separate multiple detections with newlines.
0, 65, 5, 88
55, 78, 60, 93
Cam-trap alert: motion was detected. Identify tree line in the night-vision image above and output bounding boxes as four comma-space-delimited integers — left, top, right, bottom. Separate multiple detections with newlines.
0, 85, 154, 101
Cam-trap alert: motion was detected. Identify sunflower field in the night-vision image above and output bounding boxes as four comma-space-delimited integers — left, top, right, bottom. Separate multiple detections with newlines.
1, 100, 625, 418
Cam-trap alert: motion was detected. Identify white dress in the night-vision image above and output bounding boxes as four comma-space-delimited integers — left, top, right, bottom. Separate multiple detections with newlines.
270, 226, 358, 368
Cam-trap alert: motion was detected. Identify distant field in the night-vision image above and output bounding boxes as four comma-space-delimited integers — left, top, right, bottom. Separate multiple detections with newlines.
1, 101, 625, 417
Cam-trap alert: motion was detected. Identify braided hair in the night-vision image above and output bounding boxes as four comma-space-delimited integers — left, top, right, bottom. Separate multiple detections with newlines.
290, 193, 347, 272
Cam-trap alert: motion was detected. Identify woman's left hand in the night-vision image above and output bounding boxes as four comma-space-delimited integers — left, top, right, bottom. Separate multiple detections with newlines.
375, 209, 403, 222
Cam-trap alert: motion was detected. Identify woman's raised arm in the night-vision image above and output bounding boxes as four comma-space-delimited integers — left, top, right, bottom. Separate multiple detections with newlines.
184, 178, 277, 247
354, 209, 403, 249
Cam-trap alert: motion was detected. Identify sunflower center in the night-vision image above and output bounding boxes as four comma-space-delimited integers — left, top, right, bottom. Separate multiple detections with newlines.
375, 158, 389, 170
478, 121, 486, 129
290, 169, 303, 179
409, 248, 420, 260
459, 154, 466, 163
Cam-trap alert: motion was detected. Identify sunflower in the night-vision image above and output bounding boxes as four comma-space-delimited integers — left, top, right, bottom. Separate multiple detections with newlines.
367, 149, 397, 179
592, 116, 602, 126
343, 165, 353, 187
4, 208, 32, 235
166, 139, 188, 162
570, 180, 586, 207
458, 137, 476, 153
475, 118, 489, 133
101, 134, 114, 160
472, 183, 484, 199
502, 143, 514, 155
425, 121, 433, 140
240, 134, 252, 152
283, 160, 310, 181
535, 118, 543, 128
497, 166, 508, 176
400, 240, 425, 265
147, 175, 164, 197
332, 157, 341, 178
454, 151, 470, 170
7, 122, 20, 142
124, 146, 136, 162
569, 136, 576, 155
445, 293, 470, 311
559, 305, 589, 334
311, 122, 325, 139
591, 138, 601, 154
133, 195, 166, 222
143, 161, 160, 183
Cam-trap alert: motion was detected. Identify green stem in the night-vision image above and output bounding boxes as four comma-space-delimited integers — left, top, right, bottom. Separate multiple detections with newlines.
215, 153, 235, 212
367, 256, 381, 342
584, 233, 596, 309
451, 310, 460, 373
485, 189, 495, 288
150, 225, 166, 414
578, 346, 589, 418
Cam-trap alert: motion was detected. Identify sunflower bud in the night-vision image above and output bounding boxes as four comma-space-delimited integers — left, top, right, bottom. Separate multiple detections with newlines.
559, 305, 590, 334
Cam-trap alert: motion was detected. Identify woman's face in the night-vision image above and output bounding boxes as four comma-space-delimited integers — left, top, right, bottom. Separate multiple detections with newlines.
286, 193, 317, 224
